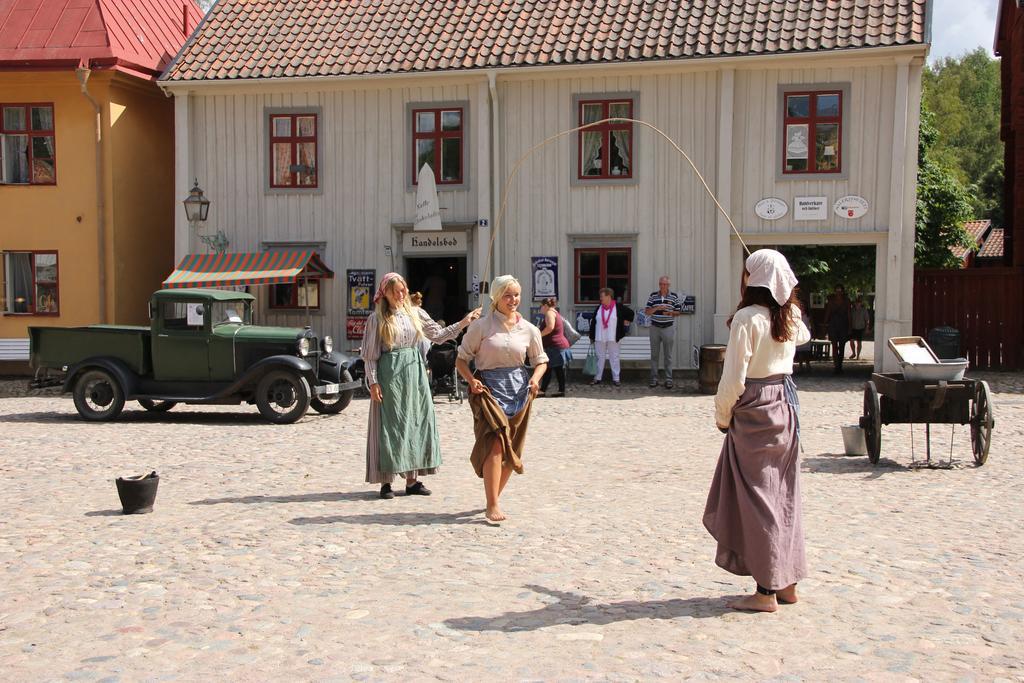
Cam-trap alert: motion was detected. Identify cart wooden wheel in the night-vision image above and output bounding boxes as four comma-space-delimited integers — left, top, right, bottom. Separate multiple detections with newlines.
970, 380, 994, 465
861, 381, 882, 464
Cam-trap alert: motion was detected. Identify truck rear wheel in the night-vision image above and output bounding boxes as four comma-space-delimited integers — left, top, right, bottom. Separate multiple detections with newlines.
255, 370, 311, 424
73, 369, 125, 421
311, 369, 355, 415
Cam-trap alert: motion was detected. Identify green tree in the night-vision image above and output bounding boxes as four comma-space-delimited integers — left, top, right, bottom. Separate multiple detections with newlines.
915, 104, 975, 268
923, 48, 1003, 223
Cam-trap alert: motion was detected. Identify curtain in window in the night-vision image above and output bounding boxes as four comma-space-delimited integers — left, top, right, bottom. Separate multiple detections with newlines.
1, 135, 28, 183
611, 131, 631, 173
6, 253, 32, 312
581, 132, 602, 176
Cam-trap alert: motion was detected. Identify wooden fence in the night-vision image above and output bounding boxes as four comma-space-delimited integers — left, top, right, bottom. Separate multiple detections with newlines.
913, 267, 1024, 369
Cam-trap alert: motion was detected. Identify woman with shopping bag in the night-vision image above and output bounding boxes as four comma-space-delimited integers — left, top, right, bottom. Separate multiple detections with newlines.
537, 298, 573, 397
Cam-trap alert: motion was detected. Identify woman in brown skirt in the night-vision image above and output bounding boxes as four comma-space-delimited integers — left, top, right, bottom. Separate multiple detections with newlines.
704, 249, 811, 612
456, 275, 548, 523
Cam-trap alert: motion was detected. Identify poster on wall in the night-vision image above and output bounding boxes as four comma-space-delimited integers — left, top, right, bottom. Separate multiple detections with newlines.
346, 316, 368, 341
531, 257, 558, 300
347, 269, 375, 316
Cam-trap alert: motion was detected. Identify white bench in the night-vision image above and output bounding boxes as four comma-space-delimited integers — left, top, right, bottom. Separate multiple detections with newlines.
569, 336, 651, 364
0, 338, 30, 361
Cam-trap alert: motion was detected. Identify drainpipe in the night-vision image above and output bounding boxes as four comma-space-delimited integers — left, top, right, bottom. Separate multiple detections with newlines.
487, 70, 501, 282
75, 65, 108, 324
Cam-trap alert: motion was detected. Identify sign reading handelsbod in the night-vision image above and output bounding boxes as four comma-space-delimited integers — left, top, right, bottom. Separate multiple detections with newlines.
402, 231, 467, 253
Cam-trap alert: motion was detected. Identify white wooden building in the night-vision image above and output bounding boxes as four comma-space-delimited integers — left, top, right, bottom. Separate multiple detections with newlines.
160, 0, 931, 371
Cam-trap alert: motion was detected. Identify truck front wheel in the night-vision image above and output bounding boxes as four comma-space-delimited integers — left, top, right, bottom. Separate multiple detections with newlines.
310, 369, 355, 415
73, 369, 125, 421
255, 370, 311, 424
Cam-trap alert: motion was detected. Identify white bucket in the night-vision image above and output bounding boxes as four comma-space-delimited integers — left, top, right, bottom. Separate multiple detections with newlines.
841, 425, 867, 456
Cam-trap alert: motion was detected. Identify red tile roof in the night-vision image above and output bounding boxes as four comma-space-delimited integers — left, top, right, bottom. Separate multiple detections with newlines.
0, 0, 203, 79
952, 219, 991, 262
162, 0, 929, 83
977, 228, 1004, 260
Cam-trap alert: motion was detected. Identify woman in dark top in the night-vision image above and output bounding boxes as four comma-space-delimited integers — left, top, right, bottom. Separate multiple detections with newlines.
825, 285, 851, 375
538, 298, 572, 397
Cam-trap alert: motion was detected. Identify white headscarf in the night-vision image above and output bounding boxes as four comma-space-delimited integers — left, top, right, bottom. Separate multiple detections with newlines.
745, 249, 798, 306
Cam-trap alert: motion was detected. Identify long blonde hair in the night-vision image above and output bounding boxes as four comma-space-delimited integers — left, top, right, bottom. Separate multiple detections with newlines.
375, 274, 424, 349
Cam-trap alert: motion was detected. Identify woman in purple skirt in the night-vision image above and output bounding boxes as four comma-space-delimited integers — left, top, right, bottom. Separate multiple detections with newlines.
704, 249, 811, 612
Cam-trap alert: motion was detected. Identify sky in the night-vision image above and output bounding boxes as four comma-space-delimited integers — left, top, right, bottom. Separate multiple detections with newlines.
929, 0, 1000, 62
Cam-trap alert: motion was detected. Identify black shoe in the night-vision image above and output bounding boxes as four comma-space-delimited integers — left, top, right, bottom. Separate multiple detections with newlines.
665, 380, 674, 389
379, 483, 395, 499
589, 378, 601, 386
612, 380, 621, 387
405, 481, 432, 496
552, 391, 565, 397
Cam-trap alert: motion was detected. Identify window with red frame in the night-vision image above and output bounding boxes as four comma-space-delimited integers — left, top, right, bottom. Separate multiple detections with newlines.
574, 248, 631, 304
782, 91, 842, 174
1, 104, 56, 185
269, 113, 318, 188
412, 108, 463, 184
578, 99, 633, 179
2, 251, 59, 314
269, 280, 320, 310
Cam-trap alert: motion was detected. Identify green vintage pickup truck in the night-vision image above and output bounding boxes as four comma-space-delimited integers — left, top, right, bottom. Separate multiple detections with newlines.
29, 288, 360, 424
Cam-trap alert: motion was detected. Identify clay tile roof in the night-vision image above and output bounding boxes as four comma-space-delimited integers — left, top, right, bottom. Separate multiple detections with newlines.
0, 0, 203, 79
951, 219, 991, 261
977, 228, 1004, 260
161, 0, 928, 83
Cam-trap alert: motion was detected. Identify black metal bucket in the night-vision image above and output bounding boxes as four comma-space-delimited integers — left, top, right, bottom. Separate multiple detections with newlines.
115, 471, 159, 514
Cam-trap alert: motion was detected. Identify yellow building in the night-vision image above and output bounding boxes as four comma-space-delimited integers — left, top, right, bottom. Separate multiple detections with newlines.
0, 0, 202, 372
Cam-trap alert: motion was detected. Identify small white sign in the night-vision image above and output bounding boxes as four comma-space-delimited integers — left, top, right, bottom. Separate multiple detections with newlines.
794, 196, 828, 221
834, 195, 870, 219
186, 303, 205, 326
754, 197, 789, 221
403, 231, 467, 253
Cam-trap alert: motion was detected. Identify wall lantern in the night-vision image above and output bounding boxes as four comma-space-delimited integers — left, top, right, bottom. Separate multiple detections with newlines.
183, 178, 210, 223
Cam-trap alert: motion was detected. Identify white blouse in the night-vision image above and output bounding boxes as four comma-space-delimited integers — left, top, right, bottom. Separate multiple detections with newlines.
458, 310, 549, 370
714, 305, 811, 428
361, 307, 466, 385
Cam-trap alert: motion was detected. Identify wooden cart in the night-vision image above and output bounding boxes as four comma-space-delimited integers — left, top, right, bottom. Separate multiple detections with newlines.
859, 373, 993, 466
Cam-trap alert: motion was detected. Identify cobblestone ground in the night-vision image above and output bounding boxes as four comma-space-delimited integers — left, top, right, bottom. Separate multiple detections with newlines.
1, 368, 1022, 681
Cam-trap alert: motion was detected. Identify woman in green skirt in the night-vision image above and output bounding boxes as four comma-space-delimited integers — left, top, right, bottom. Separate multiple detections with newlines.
362, 273, 480, 499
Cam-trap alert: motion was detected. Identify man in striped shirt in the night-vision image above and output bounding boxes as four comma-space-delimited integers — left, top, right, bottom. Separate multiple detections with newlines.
644, 276, 683, 389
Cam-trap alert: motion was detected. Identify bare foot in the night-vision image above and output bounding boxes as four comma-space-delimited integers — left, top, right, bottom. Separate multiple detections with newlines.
776, 584, 798, 604
727, 593, 777, 613
485, 507, 506, 522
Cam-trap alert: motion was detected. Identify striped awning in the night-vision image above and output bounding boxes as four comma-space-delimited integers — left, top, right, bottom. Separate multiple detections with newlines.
162, 251, 334, 289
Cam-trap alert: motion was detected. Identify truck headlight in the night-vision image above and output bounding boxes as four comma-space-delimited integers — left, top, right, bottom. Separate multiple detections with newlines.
322, 336, 334, 354
297, 337, 310, 357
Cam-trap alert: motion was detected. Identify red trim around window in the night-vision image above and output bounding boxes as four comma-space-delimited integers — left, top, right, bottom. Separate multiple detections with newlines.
269, 280, 321, 310
782, 90, 843, 174
574, 247, 632, 304
0, 103, 56, 185
577, 99, 633, 180
3, 250, 59, 315
269, 113, 318, 188
411, 107, 464, 185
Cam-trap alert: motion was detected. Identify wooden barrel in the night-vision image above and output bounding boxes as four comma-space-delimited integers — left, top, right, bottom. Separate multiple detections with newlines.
698, 344, 727, 394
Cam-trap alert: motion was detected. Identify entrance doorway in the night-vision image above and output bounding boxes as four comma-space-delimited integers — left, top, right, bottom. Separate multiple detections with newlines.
405, 256, 468, 325
774, 244, 877, 371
